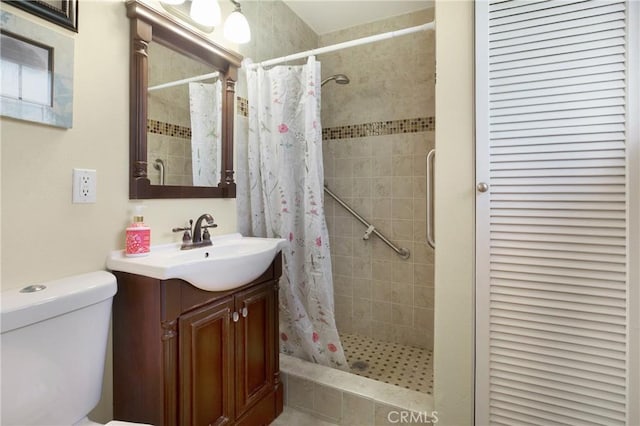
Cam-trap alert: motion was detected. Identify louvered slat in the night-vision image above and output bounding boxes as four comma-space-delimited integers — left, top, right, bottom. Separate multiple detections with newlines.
477, 1, 629, 424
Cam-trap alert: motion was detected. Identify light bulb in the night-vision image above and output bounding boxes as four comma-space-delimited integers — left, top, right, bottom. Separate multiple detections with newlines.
224, 9, 251, 44
190, 0, 221, 27
161, 0, 185, 5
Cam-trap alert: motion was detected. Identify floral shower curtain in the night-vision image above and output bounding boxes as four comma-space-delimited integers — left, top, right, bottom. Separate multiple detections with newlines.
237, 57, 347, 369
189, 81, 222, 186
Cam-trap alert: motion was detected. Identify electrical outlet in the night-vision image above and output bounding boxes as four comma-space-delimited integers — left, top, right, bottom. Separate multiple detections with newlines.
72, 168, 97, 203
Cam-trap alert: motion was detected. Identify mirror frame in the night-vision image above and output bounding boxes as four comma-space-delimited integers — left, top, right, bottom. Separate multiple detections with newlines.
126, 1, 242, 199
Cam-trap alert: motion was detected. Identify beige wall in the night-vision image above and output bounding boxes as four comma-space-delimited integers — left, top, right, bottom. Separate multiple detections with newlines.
0, 0, 316, 422
321, 8, 436, 350
433, 0, 475, 424
0, 0, 237, 290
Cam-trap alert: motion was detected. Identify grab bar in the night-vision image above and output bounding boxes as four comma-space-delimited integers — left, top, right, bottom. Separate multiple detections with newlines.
426, 149, 435, 249
154, 158, 165, 185
323, 185, 410, 260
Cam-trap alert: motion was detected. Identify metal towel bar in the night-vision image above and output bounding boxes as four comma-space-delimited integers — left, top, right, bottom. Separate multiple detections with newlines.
323, 185, 410, 260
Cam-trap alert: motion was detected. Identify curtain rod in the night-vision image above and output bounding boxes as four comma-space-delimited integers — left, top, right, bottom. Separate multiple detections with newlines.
247, 21, 434, 70
148, 71, 220, 92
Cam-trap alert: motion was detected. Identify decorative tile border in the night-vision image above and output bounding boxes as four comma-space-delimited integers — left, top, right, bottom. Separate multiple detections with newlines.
235, 96, 434, 139
237, 96, 249, 117
322, 117, 435, 140
147, 119, 191, 139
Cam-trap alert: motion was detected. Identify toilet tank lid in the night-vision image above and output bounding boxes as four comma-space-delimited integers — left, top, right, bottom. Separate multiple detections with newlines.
1, 271, 117, 334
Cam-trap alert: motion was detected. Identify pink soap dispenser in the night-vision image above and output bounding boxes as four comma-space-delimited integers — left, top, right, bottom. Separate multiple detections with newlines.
125, 206, 151, 257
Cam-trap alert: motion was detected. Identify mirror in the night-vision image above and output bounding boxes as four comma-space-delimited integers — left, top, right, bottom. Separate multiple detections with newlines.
126, 0, 242, 199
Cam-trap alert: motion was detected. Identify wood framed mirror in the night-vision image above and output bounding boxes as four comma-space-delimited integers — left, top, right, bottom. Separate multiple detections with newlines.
126, 0, 242, 199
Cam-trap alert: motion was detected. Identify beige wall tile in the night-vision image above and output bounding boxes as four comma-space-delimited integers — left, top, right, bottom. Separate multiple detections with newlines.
333, 255, 354, 276
372, 260, 392, 281
372, 280, 393, 302
335, 295, 354, 329
352, 318, 373, 337
392, 198, 414, 220
392, 304, 413, 327
392, 220, 414, 241
353, 278, 373, 300
392, 156, 414, 176
354, 177, 372, 197
371, 321, 395, 343
332, 236, 354, 257
352, 139, 372, 157
353, 298, 373, 321
335, 158, 354, 178
333, 274, 354, 298
391, 262, 414, 284
313, 383, 343, 423
372, 177, 392, 198
414, 286, 433, 309
288, 375, 315, 411
414, 263, 434, 287
372, 301, 393, 323
372, 197, 392, 219
392, 283, 413, 306
392, 177, 413, 198
333, 216, 355, 237
414, 307, 434, 329
353, 239, 372, 258
353, 158, 372, 178
353, 257, 372, 279
341, 393, 375, 426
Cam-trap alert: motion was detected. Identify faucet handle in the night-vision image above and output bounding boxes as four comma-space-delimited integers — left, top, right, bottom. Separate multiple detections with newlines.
201, 223, 217, 241
172, 228, 192, 243
172, 221, 193, 243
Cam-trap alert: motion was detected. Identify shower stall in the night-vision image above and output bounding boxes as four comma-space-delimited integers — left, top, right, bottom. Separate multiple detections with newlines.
238, 5, 436, 422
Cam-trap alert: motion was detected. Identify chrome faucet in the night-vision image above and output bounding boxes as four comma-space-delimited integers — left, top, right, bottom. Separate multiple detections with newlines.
172, 214, 217, 250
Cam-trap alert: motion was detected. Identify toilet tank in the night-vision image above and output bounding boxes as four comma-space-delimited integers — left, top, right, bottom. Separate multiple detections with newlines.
1, 271, 117, 426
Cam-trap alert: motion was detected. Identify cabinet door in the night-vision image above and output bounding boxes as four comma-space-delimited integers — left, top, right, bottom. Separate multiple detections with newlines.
179, 297, 235, 426
234, 282, 276, 416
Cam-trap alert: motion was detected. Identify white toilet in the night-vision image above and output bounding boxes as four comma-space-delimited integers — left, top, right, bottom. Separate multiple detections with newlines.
0, 271, 143, 426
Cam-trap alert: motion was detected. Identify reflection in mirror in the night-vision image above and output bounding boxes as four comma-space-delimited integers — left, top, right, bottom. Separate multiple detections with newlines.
126, 0, 242, 199
147, 41, 222, 187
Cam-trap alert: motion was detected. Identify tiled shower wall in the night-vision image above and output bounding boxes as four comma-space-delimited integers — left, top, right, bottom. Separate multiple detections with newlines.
321, 9, 435, 350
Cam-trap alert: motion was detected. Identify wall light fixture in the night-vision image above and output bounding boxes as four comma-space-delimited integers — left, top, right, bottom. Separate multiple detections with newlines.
159, 0, 251, 44
224, 0, 251, 44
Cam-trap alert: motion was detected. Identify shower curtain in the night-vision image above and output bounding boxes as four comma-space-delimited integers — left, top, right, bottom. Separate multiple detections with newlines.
189, 81, 222, 186
238, 57, 347, 369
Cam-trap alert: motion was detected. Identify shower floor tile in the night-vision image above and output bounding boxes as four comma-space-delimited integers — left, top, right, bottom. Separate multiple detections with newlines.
340, 333, 434, 394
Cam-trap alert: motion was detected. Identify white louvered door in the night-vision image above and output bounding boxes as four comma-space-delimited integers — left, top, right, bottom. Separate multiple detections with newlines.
475, 1, 639, 425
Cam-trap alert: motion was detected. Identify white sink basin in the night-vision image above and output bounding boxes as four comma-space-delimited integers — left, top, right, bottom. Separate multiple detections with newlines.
107, 233, 287, 291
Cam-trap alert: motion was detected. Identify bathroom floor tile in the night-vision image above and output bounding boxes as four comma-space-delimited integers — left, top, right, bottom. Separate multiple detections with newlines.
340, 333, 433, 394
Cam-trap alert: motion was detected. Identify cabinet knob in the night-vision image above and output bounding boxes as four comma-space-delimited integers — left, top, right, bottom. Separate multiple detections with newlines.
242, 307, 248, 318
232, 312, 239, 322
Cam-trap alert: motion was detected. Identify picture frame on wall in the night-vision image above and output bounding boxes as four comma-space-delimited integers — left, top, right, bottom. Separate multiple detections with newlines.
2, 0, 78, 32
0, 9, 74, 128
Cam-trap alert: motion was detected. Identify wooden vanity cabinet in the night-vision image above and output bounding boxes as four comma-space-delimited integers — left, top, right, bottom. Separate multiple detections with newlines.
112, 254, 283, 426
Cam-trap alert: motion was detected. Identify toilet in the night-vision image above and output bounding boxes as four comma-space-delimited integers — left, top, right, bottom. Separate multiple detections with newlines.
0, 271, 143, 426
